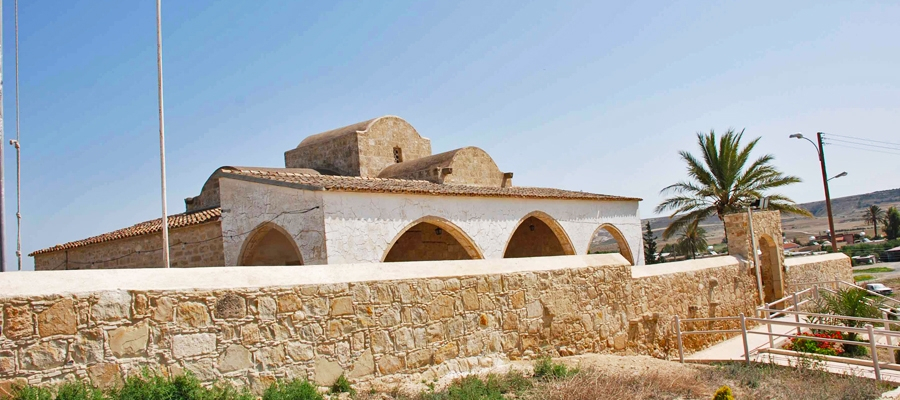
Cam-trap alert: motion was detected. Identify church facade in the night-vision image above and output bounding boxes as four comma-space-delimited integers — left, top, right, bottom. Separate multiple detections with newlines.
31, 116, 643, 270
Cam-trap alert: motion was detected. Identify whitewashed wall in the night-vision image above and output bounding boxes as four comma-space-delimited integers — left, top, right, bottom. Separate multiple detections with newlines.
219, 178, 327, 266
321, 192, 642, 265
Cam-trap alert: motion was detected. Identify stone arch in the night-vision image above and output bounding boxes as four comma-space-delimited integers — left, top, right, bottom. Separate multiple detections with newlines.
758, 234, 785, 303
238, 222, 304, 266
382, 217, 484, 262
503, 211, 576, 258
587, 223, 635, 265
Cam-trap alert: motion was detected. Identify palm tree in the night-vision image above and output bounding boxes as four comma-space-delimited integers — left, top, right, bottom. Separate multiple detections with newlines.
655, 129, 811, 239
676, 222, 708, 260
863, 205, 886, 238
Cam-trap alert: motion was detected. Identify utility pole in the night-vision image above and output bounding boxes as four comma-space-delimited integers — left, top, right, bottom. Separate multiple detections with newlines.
0, 0, 7, 273
817, 132, 837, 252
156, 0, 171, 268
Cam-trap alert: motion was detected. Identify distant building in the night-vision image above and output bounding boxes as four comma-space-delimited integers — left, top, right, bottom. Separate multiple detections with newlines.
887, 246, 900, 263
30, 116, 643, 270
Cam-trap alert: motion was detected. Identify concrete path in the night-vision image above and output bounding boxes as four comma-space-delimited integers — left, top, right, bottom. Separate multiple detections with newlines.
686, 316, 797, 362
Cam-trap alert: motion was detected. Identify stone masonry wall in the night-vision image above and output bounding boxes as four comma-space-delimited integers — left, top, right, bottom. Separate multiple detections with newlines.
1, 254, 845, 394
784, 253, 853, 290
33, 223, 225, 271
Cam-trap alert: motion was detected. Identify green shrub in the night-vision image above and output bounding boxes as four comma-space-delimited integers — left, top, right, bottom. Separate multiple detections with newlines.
419, 372, 531, 400
330, 374, 355, 396
113, 371, 252, 400
54, 382, 105, 400
262, 379, 323, 400
11, 385, 54, 400
532, 357, 579, 380
712, 385, 734, 400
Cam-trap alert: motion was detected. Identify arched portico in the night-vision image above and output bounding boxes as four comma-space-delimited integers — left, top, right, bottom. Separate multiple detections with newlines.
238, 222, 304, 266
587, 223, 635, 265
503, 211, 576, 258
382, 217, 484, 262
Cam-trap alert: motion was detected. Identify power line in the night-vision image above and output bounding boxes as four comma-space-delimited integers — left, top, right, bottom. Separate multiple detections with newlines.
824, 142, 900, 156
824, 137, 900, 151
823, 133, 900, 148
51, 206, 320, 270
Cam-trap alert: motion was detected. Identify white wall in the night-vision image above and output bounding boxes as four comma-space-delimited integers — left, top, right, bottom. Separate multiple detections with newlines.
321, 191, 643, 265
219, 178, 327, 266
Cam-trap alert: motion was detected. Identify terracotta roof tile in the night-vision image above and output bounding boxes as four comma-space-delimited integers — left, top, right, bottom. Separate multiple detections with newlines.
221, 167, 641, 201
29, 208, 221, 256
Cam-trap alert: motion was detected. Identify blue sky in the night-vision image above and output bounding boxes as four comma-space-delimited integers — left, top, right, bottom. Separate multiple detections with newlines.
4, 1, 899, 270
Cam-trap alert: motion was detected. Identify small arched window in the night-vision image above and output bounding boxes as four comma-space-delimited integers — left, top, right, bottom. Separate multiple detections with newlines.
393, 147, 403, 163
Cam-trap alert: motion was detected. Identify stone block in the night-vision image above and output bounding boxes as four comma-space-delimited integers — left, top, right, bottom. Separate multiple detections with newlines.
151, 297, 176, 323
509, 291, 525, 309
184, 358, 218, 381
313, 357, 343, 386
258, 345, 287, 368
433, 342, 458, 364
0, 351, 15, 375
377, 354, 404, 375
330, 297, 354, 316
461, 289, 479, 311
256, 296, 276, 320
108, 322, 149, 358
19, 340, 67, 370
93, 291, 132, 321
3, 304, 33, 340
286, 342, 314, 362
72, 329, 104, 364
241, 324, 261, 345
348, 349, 374, 379
215, 294, 246, 319
406, 348, 433, 369
0, 378, 27, 399
177, 302, 212, 328
172, 333, 216, 359
87, 363, 122, 388
371, 330, 393, 354
218, 344, 253, 373
277, 293, 303, 314
37, 299, 77, 337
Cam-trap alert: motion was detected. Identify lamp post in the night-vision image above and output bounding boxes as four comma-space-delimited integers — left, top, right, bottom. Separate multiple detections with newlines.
790, 132, 846, 252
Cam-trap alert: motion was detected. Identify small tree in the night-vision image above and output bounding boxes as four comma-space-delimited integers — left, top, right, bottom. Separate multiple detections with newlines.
676, 222, 708, 260
643, 222, 659, 264
885, 207, 900, 241
863, 205, 886, 238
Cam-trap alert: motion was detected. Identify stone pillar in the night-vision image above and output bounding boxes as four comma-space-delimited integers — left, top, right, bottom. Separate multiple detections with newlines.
724, 210, 786, 302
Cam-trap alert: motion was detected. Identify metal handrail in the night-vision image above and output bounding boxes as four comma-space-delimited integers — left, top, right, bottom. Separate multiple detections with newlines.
756, 308, 900, 333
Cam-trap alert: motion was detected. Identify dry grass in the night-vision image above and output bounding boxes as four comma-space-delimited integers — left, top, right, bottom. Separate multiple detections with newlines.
359, 357, 892, 400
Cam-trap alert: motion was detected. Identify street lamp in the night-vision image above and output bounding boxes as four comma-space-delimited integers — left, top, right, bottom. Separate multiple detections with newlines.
828, 172, 848, 182
790, 132, 840, 252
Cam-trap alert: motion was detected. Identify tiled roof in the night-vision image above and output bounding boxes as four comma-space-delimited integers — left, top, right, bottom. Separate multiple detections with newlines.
29, 208, 222, 256
220, 167, 641, 201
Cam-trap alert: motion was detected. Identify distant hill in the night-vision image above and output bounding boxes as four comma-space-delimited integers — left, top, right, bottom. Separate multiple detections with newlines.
642, 188, 900, 244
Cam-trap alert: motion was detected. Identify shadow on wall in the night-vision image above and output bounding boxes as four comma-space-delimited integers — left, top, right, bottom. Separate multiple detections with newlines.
238, 222, 304, 266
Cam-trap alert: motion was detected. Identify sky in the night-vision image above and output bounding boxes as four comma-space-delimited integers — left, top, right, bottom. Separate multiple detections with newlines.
2, 1, 899, 270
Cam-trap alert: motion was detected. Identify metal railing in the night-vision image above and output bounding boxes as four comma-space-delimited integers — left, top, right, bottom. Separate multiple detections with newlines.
675, 279, 900, 382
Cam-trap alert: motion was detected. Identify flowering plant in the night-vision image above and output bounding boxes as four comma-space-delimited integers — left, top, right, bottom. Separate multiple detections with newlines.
784, 331, 844, 356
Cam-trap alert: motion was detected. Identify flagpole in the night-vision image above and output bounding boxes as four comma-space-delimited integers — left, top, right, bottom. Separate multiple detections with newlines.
0, 0, 7, 273
155, 0, 171, 268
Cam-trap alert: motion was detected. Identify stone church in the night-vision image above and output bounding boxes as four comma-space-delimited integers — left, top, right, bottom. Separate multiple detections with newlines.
31, 116, 643, 270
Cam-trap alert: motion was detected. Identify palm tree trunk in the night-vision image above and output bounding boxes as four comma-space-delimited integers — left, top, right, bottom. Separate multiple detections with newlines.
874, 220, 879, 238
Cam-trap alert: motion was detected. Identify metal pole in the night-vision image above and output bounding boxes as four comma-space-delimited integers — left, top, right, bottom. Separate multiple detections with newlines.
0, 0, 6, 273
155, 0, 171, 268
817, 132, 837, 253
12, 0, 21, 271
792, 293, 801, 336
675, 315, 684, 363
740, 313, 750, 365
883, 311, 893, 347
867, 324, 881, 382
766, 309, 774, 349
749, 207, 764, 305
